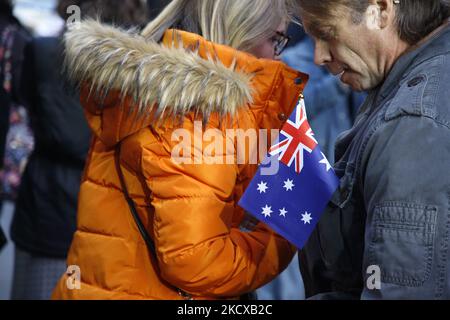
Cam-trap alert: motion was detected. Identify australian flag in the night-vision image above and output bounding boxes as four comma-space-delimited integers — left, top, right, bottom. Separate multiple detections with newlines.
238, 95, 339, 249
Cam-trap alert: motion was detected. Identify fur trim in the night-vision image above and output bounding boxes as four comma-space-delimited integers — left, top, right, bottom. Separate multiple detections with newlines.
64, 20, 253, 122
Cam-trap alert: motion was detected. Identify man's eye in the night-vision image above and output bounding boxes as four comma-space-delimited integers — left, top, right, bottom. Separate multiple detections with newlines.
312, 26, 335, 41
317, 31, 332, 41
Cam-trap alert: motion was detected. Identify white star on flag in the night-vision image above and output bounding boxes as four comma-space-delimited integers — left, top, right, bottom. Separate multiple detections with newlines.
257, 181, 268, 194
319, 152, 332, 171
283, 179, 295, 191
262, 205, 272, 218
301, 212, 313, 224
279, 208, 288, 217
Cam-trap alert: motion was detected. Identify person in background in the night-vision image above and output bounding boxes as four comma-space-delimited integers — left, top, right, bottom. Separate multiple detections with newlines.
0, 0, 15, 183
9, 0, 148, 300
0, 0, 31, 299
0, 0, 31, 228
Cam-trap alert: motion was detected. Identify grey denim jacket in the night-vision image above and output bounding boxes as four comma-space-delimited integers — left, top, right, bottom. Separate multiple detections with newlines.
300, 22, 450, 300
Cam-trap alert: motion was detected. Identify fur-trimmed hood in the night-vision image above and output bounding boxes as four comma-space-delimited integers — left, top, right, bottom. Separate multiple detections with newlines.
65, 19, 255, 116
64, 20, 306, 147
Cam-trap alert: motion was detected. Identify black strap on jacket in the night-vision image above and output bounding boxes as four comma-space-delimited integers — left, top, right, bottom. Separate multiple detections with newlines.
114, 143, 192, 300
0, 224, 7, 251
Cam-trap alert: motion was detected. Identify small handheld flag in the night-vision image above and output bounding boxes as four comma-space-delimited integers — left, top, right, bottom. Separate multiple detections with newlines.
238, 95, 339, 249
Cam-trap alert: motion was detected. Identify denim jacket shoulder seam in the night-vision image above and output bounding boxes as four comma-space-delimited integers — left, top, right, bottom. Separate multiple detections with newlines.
385, 112, 450, 130
384, 55, 446, 122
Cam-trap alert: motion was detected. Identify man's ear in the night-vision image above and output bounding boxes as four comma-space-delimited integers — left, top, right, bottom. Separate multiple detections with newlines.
366, 0, 394, 30
378, 0, 396, 29
365, 4, 382, 30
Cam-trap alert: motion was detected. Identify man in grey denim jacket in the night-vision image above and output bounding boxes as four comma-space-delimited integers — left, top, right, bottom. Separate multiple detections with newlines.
297, 0, 450, 299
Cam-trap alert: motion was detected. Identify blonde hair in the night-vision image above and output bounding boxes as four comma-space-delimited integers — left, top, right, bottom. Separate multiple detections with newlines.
142, 0, 299, 52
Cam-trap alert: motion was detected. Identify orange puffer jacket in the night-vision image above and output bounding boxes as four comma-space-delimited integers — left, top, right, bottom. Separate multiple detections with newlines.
52, 20, 308, 300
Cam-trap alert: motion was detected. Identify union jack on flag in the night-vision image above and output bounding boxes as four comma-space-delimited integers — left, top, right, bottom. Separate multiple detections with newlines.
269, 98, 318, 174
238, 94, 339, 249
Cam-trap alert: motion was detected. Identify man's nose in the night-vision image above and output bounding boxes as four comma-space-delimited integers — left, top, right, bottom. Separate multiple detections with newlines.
314, 40, 332, 66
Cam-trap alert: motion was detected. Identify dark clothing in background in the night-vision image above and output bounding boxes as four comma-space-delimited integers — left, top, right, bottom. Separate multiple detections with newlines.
0, 82, 8, 169
146, 0, 170, 20
0, 225, 5, 249
10, 37, 91, 258
0, 14, 30, 252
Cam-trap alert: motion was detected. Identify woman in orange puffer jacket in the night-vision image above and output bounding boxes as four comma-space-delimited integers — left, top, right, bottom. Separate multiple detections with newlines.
52, 0, 308, 300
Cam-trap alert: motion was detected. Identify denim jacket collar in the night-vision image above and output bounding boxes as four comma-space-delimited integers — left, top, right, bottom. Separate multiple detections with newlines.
376, 20, 450, 106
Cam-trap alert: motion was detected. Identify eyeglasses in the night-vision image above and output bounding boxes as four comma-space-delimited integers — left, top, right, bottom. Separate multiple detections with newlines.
273, 31, 291, 56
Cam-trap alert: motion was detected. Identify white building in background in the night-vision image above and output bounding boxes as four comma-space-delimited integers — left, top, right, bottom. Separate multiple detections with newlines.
13, 0, 64, 36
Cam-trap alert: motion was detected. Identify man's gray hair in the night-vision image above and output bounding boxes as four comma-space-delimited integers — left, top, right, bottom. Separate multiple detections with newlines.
299, 0, 450, 44
395, 0, 450, 44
